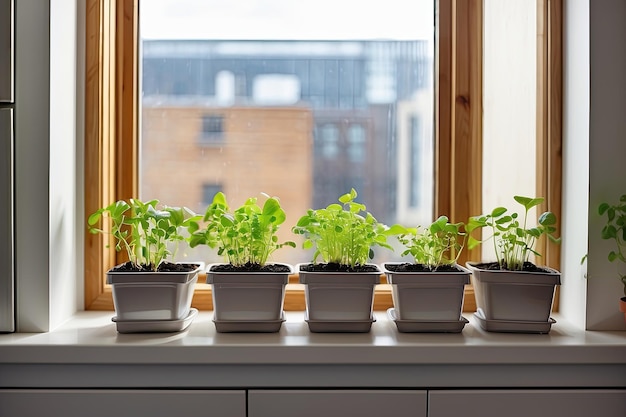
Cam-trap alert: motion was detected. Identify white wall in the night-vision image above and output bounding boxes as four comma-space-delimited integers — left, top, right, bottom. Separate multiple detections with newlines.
585, 0, 626, 330
15, 0, 51, 332
560, 0, 590, 329
15, 0, 82, 331
49, 0, 80, 328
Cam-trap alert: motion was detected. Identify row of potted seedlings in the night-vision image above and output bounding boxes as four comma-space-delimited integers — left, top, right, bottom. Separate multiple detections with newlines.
88, 190, 561, 335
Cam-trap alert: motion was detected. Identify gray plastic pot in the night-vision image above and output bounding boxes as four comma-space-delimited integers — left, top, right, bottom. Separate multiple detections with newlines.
466, 262, 561, 322
382, 262, 470, 321
107, 263, 201, 321
206, 263, 292, 327
298, 263, 381, 332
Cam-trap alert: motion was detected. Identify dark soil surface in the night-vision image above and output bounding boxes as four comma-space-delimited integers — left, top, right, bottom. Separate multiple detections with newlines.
473, 261, 550, 273
111, 261, 200, 273
299, 262, 379, 273
210, 262, 291, 273
384, 263, 461, 273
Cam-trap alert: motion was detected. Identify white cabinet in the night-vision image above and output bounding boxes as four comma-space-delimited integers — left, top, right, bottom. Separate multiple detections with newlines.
429, 389, 626, 417
248, 389, 427, 417
2, 388, 624, 416
0, 389, 246, 417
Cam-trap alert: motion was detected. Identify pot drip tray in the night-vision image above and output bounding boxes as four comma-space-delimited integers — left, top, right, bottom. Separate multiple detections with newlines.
304, 311, 376, 333
213, 312, 285, 333
473, 311, 556, 334
112, 308, 198, 333
387, 308, 469, 333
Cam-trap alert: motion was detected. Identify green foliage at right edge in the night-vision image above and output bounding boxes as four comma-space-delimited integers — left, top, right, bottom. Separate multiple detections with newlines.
598, 194, 626, 296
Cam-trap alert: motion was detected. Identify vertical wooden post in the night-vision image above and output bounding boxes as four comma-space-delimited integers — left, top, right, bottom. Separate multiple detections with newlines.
436, 0, 483, 266
536, 0, 563, 272
114, 0, 139, 266
84, 0, 117, 309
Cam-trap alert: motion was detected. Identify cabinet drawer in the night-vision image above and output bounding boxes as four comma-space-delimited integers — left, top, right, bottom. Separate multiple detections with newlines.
0, 389, 246, 417
249, 389, 427, 417
429, 389, 626, 417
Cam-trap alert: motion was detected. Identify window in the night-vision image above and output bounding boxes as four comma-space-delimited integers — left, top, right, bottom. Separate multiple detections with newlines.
201, 184, 222, 209
199, 115, 224, 144
409, 116, 421, 208
84, 0, 562, 313
138, 0, 436, 266
317, 123, 339, 159
347, 124, 366, 163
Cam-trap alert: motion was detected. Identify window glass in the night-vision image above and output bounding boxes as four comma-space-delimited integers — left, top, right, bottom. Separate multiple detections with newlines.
139, 0, 435, 265
483, 0, 538, 261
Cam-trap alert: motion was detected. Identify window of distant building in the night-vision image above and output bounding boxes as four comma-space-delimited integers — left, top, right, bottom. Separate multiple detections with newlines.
199, 114, 224, 144
318, 124, 340, 160
409, 116, 421, 208
347, 124, 366, 163
201, 183, 222, 208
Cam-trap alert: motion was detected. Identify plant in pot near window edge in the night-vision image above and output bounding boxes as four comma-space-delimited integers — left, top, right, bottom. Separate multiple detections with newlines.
597, 194, 626, 322
187, 192, 296, 332
88, 199, 203, 333
465, 196, 561, 333
291, 188, 396, 332
382, 216, 471, 333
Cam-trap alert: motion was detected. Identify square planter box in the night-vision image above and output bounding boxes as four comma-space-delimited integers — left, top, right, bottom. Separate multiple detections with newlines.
382, 262, 470, 323
107, 263, 201, 322
298, 263, 381, 332
206, 263, 292, 332
467, 262, 561, 332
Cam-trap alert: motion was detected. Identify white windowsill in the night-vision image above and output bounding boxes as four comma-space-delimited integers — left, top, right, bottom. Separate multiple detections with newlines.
1, 311, 625, 364
1, 311, 625, 389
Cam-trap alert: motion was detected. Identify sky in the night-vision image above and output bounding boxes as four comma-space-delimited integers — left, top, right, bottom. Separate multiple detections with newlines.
140, 0, 435, 41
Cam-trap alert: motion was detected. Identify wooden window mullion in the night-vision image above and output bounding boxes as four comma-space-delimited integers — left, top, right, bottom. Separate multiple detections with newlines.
436, 0, 483, 267
85, 0, 118, 309
536, 0, 563, 272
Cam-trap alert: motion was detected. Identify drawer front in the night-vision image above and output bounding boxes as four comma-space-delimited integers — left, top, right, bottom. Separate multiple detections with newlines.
429, 389, 626, 417
0, 389, 246, 417
249, 389, 427, 417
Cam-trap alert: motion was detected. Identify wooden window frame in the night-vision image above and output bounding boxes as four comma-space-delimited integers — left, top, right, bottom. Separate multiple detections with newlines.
84, 0, 561, 312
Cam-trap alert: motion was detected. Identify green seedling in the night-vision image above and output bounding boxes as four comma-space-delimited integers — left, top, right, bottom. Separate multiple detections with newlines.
391, 216, 466, 271
466, 196, 560, 271
88, 198, 199, 271
292, 188, 395, 267
188, 192, 295, 267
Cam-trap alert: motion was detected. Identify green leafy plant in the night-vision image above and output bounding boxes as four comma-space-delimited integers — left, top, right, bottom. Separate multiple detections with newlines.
391, 216, 466, 271
88, 199, 199, 271
292, 188, 395, 267
187, 192, 296, 267
466, 196, 560, 271
598, 194, 626, 296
